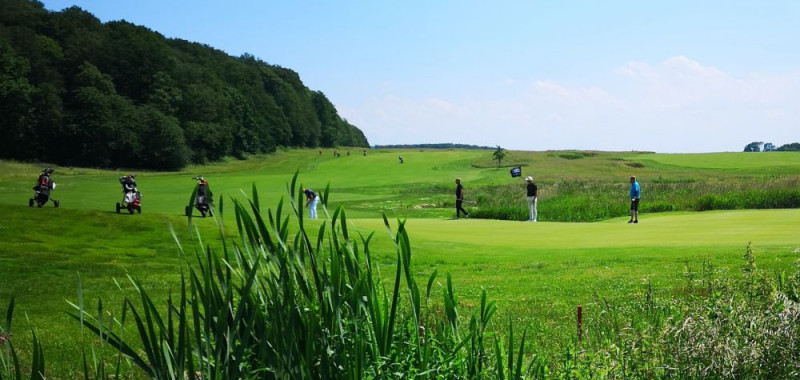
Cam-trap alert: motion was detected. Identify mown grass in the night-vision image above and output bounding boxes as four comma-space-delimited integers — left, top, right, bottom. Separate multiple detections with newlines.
3, 149, 799, 220
3, 191, 800, 378
1, 149, 800, 377
2, 203, 799, 376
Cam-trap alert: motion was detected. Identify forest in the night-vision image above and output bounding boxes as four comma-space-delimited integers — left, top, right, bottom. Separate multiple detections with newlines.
0, 0, 369, 170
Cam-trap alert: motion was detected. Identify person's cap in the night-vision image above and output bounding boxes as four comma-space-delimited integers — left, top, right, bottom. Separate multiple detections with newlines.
526, 176, 533, 181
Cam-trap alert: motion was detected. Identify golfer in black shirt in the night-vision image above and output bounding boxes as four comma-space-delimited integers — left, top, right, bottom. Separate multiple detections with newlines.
455, 178, 469, 218
526, 176, 538, 222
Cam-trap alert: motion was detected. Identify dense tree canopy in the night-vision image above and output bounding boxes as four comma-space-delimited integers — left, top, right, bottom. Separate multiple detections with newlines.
743, 141, 763, 152
0, 0, 368, 169
777, 143, 800, 152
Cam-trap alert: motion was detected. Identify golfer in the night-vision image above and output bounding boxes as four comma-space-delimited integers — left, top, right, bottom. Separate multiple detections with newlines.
526, 176, 538, 222
304, 188, 319, 219
628, 176, 640, 224
455, 178, 469, 218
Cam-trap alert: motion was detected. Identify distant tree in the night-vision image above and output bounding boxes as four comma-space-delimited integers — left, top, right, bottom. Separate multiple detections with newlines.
311, 91, 340, 147
29, 82, 65, 160
63, 62, 139, 167
183, 121, 232, 163
744, 141, 763, 152
136, 105, 189, 170
763, 142, 776, 152
777, 143, 800, 152
493, 146, 507, 168
0, 39, 35, 160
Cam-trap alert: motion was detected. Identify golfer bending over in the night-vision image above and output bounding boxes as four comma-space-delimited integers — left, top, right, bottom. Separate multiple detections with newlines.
304, 188, 319, 219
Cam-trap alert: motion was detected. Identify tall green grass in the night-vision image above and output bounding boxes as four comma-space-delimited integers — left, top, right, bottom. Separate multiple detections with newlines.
469, 176, 800, 221
1, 298, 45, 380
561, 244, 800, 378
64, 173, 536, 378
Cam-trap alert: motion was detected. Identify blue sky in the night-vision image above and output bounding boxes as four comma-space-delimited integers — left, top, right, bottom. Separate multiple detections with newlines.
41, 1, 800, 152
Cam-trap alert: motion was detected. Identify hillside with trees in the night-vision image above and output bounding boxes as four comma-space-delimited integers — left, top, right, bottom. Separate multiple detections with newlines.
0, 0, 368, 170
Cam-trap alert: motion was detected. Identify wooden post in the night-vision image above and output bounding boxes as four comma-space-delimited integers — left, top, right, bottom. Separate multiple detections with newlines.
577, 304, 583, 341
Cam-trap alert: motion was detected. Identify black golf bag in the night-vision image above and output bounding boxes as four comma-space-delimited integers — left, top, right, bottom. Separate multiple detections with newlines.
29, 168, 59, 208
186, 176, 213, 217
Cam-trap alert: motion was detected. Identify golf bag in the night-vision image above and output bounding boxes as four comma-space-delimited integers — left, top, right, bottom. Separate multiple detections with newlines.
29, 168, 59, 208
186, 176, 213, 217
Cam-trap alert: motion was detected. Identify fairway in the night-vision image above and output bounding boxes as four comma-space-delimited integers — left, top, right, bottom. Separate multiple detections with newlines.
2, 149, 800, 375
636, 151, 800, 172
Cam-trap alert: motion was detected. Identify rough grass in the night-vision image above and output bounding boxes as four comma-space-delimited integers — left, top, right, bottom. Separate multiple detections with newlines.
469, 176, 800, 221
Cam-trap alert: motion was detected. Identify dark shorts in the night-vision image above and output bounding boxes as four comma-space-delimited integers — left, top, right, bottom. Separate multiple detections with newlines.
631, 198, 639, 211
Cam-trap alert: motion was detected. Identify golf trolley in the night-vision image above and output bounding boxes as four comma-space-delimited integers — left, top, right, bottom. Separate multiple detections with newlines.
116, 192, 141, 214
185, 176, 213, 217
115, 175, 142, 214
29, 168, 60, 208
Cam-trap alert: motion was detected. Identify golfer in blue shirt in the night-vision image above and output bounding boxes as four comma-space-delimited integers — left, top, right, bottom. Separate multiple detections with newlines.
628, 176, 640, 224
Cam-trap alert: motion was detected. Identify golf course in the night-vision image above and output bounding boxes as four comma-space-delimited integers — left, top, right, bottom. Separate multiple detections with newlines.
2, 148, 800, 377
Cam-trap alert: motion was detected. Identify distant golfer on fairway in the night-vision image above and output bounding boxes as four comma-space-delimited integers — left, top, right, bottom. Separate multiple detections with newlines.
304, 188, 319, 219
526, 176, 538, 222
629, 176, 640, 224
455, 178, 469, 218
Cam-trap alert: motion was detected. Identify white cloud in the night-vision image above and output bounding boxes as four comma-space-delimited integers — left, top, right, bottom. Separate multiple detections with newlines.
345, 56, 800, 152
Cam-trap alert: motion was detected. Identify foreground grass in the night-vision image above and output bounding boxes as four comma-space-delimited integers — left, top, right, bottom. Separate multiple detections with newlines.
2, 199, 799, 375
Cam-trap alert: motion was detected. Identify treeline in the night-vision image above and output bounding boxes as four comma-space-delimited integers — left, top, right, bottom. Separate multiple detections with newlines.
0, 0, 368, 170
373, 143, 494, 150
744, 142, 800, 152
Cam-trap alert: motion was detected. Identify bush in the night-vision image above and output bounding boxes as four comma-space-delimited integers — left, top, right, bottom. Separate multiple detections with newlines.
558, 153, 584, 160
